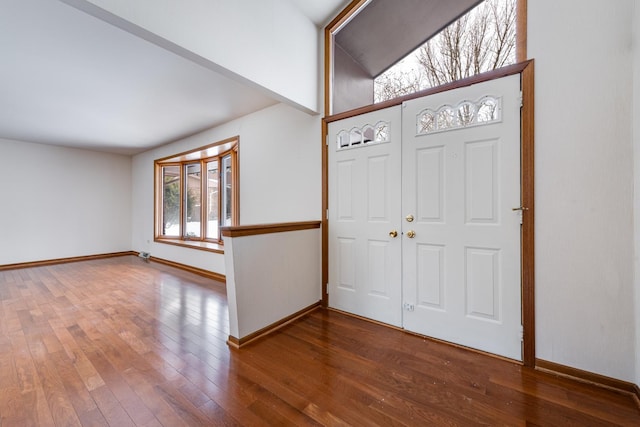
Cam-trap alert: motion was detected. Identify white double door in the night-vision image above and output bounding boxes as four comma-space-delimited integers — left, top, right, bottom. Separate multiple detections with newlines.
328, 75, 522, 360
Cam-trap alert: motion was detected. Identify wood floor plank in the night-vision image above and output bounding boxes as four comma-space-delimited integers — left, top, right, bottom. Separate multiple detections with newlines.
121, 366, 196, 427
197, 399, 243, 427
238, 337, 409, 425
1, 256, 639, 426
26, 337, 82, 427
89, 385, 136, 427
47, 351, 103, 422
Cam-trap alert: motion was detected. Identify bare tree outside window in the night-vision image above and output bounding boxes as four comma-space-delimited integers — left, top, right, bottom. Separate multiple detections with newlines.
374, 0, 517, 103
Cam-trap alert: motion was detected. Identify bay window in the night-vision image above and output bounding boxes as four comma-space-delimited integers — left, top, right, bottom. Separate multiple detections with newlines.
155, 137, 238, 251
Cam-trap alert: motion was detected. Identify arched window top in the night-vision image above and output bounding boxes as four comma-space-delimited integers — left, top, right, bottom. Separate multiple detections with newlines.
416, 96, 501, 135
336, 121, 390, 150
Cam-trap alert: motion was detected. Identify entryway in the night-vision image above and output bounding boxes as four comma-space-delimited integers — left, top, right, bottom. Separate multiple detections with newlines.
327, 73, 524, 361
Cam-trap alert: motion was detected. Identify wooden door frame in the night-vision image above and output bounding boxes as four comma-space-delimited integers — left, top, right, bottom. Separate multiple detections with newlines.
322, 60, 535, 367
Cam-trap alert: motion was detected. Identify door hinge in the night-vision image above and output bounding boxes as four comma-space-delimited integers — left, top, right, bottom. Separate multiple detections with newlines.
325, 134, 329, 146
326, 285, 329, 295
326, 209, 329, 220
520, 325, 524, 341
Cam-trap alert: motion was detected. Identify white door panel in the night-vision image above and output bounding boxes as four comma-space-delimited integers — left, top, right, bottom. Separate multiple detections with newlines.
328, 106, 403, 327
402, 74, 522, 360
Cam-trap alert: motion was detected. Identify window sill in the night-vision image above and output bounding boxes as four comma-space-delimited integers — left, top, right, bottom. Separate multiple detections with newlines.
154, 238, 224, 254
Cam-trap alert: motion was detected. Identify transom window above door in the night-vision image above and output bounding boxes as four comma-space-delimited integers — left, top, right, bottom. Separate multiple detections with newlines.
326, 0, 525, 115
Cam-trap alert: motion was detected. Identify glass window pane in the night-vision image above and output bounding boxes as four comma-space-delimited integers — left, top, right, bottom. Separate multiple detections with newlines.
185, 163, 201, 238
373, 0, 517, 103
162, 165, 180, 237
206, 161, 219, 239
221, 155, 232, 227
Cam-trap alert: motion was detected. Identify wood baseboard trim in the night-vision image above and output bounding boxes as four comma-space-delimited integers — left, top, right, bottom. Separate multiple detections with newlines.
227, 335, 241, 349
227, 301, 322, 349
148, 256, 226, 283
0, 251, 137, 271
536, 359, 640, 404
0, 251, 226, 283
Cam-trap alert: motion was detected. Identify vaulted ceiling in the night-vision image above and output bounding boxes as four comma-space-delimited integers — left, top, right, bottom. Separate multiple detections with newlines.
0, 0, 349, 155
0, 0, 481, 155
335, 0, 482, 78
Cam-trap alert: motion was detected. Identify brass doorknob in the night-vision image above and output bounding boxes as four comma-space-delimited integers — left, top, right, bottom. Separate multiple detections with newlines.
405, 214, 414, 222
406, 230, 416, 238
389, 230, 398, 238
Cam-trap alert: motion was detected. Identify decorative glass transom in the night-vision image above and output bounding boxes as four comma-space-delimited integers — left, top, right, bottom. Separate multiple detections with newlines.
416, 96, 501, 135
337, 121, 390, 150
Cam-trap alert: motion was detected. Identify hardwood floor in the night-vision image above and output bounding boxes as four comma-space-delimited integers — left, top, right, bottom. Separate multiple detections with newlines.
0, 257, 638, 426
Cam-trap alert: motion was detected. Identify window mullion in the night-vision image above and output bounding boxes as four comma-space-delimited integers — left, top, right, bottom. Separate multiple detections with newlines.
231, 147, 239, 227
218, 157, 223, 242
179, 164, 184, 239
200, 160, 206, 240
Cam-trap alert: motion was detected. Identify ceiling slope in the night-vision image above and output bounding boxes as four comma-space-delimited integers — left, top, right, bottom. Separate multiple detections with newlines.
0, 0, 348, 155
335, 0, 482, 78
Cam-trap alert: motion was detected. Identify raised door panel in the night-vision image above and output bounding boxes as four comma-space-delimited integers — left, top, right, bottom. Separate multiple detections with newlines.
465, 247, 500, 321
416, 244, 445, 310
416, 146, 445, 223
465, 139, 499, 224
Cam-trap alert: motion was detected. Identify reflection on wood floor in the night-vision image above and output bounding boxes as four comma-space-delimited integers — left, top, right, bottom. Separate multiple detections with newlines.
0, 256, 638, 426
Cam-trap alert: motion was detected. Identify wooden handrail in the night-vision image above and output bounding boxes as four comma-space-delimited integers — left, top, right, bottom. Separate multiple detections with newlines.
221, 221, 321, 238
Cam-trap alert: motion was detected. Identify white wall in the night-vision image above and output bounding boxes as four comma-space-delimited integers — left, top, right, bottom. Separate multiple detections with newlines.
131, 103, 322, 275
224, 228, 321, 339
0, 138, 132, 264
529, 0, 636, 381
62, 0, 320, 113
333, 44, 375, 114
